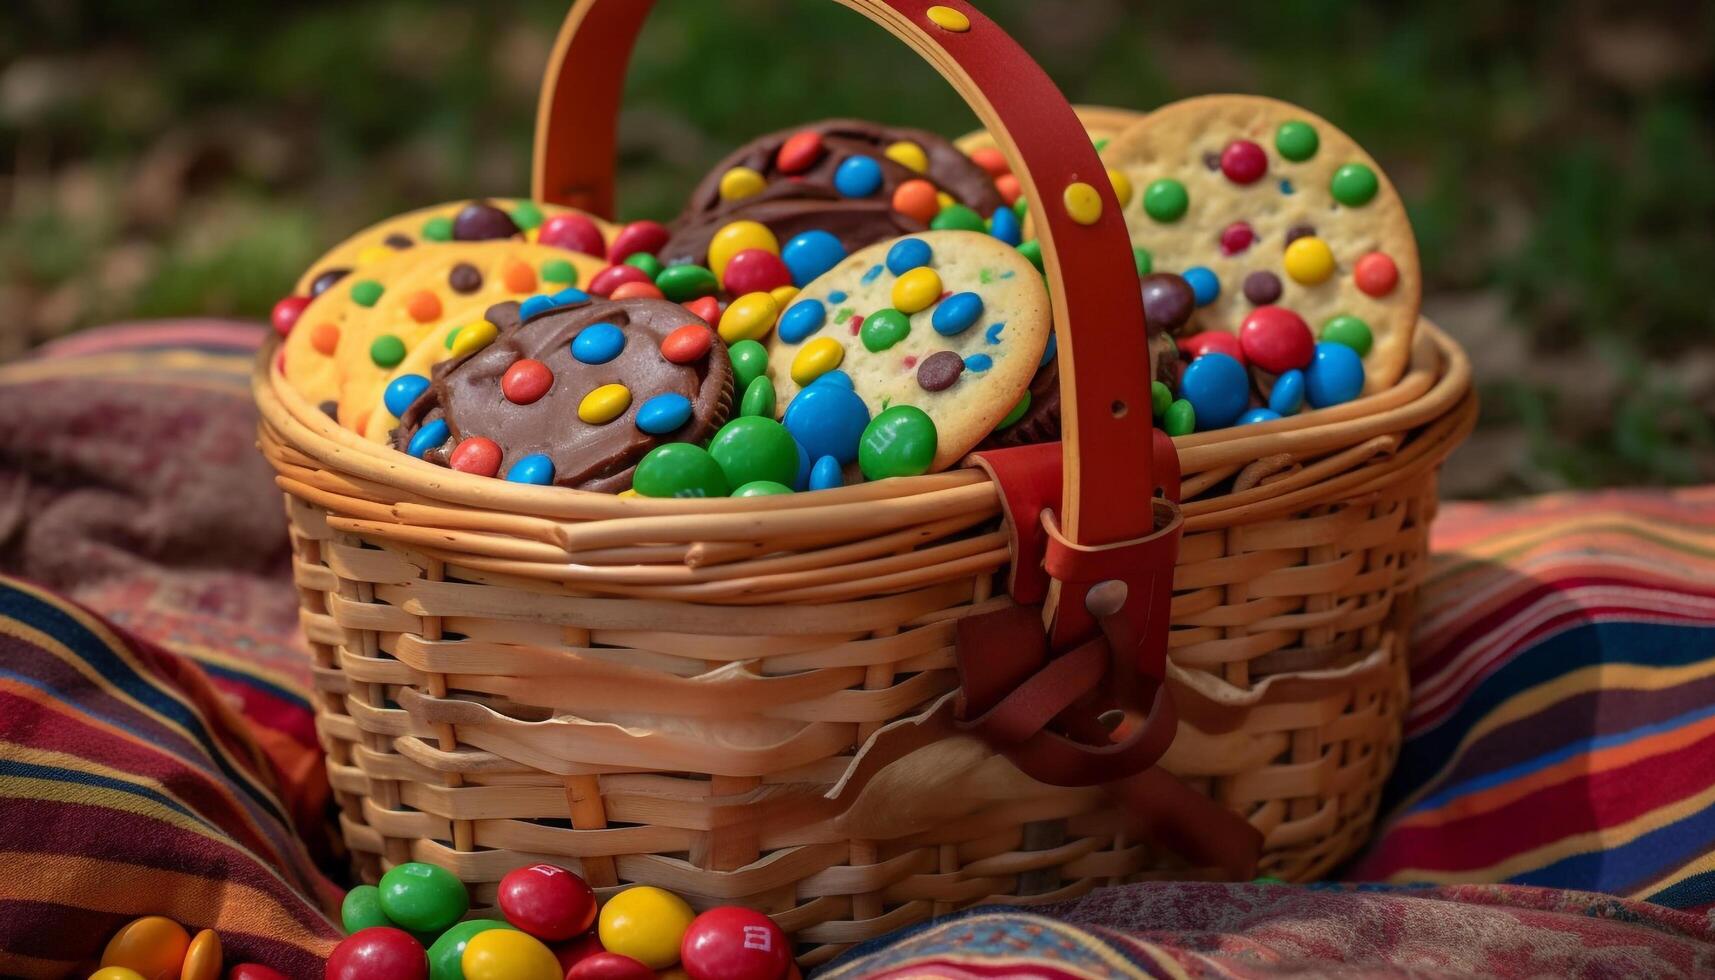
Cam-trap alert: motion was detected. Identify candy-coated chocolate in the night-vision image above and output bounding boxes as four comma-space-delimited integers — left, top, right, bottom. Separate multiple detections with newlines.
741, 376, 776, 418
1305, 341, 1365, 407
565, 952, 654, 980
931, 291, 984, 336
1220, 221, 1255, 256
326, 927, 428, 980
708, 222, 780, 281
916, 349, 964, 392
1151, 380, 1172, 418
1239, 407, 1282, 425
780, 231, 846, 286
453, 202, 520, 241
1330, 163, 1378, 206
770, 284, 799, 308
421, 216, 454, 241
1320, 314, 1374, 355
505, 453, 556, 485
632, 443, 730, 498
811, 369, 854, 389
636, 393, 695, 435
228, 966, 288, 980
995, 172, 1022, 205
718, 292, 781, 343
379, 862, 469, 934
541, 257, 581, 285
553, 932, 606, 974
891, 179, 940, 224
370, 334, 407, 369
778, 298, 827, 343
502, 358, 554, 404
929, 204, 985, 232
449, 320, 498, 357
1180, 352, 1249, 430
571, 322, 627, 365
448, 262, 483, 293
407, 419, 450, 458
538, 213, 606, 257
1163, 398, 1196, 436
405, 290, 443, 323
1143, 179, 1189, 222
775, 131, 824, 174
655, 263, 720, 302
343, 884, 393, 934
271, 295, 309, 337
607, 220, 671, 263
597, 886, 697, 970
622, 252, 663, 278
310, 322, 340, 355
891, 267, 942, 314
729, 340, 770, 391
719, 166, 767, 202
885, 238, 933, 275
1275, 120, 1319, 161
859, 309, 911, 352
1283, 236, 1335, 285
988, 204, 1022, 245
996, 391, 1031, 428
679, 906, 792, 980
832, 155, 884, 197
310, 268, 348, 296
449, 437, 503, 478
969, 146, 1008, 178
1062, 181, 1103, 225
1016, 239, 1042, 271
101, 916, 189, 980
1269, 368, 1306, 415
178, 930, 220, 980
502, 258, 538, 293
90, 970, 147, 980
578, 383, 632, 424
660, 324, 716, 364
609, 280, 663, 301
723, 248, 793, 295
883, 139, 928, 173
1353, 252, 1398, 296
926, 5, 971, 31
859, 406, 937, 480
1108, 167, 1134, 208
683, 295, 722, 324
1182, 266, 1220, 306
1239, 306, 1315, 373
460, 929, 559, 980
708, 417, 800, 490
783, 382, 870, 464
789, 336, 845, 386
733, 480, 793, 497
1139, 273, 1195, 331
428, 920, 517, 980
1242, 270, 1283, 305
1220, 139, 1268, 184
809, 455, 844, 491
589, 264, 652, 297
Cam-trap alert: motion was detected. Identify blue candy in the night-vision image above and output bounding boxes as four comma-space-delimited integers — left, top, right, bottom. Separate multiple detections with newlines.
384, 374, 431, 418
778, 299, 828, 343
553, 287, 591, 306
833, 155, 884, 197
1305, 342, 1365, 408
810, 370, 854, 390
505, 453, 556, 485
635, 392, 693, 434
931, 292, 984, 336
1039, 332, 1058, 367
964, 353, 993, 372
1239, 408, 1283, 425
809, 455, 844, 491
406, 419, 449, 458
794, 438, 811, 491
1269, 368, 1305, 416
1179, 352, 1248, 429
885, 238, 933, 275
571, 322, 625, 364
989, 205, 1022, 245
519, 295, 556, 322
782, 383, 871, 464
1183, 266, 1220, 306
782, 231, 846, 286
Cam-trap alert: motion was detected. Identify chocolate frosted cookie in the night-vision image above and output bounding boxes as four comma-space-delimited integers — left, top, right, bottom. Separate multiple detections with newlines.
660, 184, 923, 270
396, 296, 732, 493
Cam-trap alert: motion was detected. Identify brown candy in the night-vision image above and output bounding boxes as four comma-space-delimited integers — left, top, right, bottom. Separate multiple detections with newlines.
452, 201, 521, 242
309, 268, 349, 297
1243, 270, 1282, 305
916, 350, 965, 392
1140, 272, 1196, 334
383, 233, 414, 250
1284, 223, 1316, 246
448, 262, 483, 294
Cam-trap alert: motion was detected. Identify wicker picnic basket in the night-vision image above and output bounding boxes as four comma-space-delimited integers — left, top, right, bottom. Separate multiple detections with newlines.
254, 0, 1476, 963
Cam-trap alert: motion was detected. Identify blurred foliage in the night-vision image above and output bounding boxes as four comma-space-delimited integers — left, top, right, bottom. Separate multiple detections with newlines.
2, 0, 1712, 494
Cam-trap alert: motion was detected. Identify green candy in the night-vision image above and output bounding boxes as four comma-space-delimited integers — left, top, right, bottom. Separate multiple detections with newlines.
1143, 179, 1188, 223
1132, 246, 1153, 277
625, 252, 664, 279
930, 204, 986, 232
1093, 137, 1110, 153
732, 480, 794, 497
859, 406, 937, 480
1275, 121, 1319, 162
428, 919, 518, 980
1252, 875, 1288, 885
444, 325, 462, 350
708, 416, 800, 489
633, 443, 730, 498
729, 340, 769, 391
421, 216, 454, 242
1012, 197, 1029, 219
1016, 239, 1043, 272
1151, 380, 1172, 419
377, 862, 468, 934
341, 884, 392, 935
1163, 398, 1196, 437
350, 279, 385, 307
509, 200, 544, 230
860, 309, 911, 352
1330, 163, 1378, 206
540, 258, 578, 285
1321, 315, 1374, 356
369, 334, 406, 368
996, 391, 1031, 429
740, 375, 776, 418
655, 263, 719, 302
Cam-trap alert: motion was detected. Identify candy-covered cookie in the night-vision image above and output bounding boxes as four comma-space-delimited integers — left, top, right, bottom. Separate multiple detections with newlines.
1101, 95, 1420, 390
764, 231, 1049, 473
396, 296, 733, 493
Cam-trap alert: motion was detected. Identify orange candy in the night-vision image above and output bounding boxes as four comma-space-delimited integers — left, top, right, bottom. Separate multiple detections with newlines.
995, 173, 1022, 205
969, 146, 1009, 178
180, 930, 222, 980
609, 280, 665, 301
503, 259, 537, 294
776, 130, 824, 174
101, 916, 190, 980
310, 322, 340, 355
891, 179, 940, 225
406, 290, 443, 323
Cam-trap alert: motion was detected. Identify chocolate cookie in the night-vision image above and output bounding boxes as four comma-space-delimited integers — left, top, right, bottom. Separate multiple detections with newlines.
660, 184, 924, 269
397, 297, 733, 493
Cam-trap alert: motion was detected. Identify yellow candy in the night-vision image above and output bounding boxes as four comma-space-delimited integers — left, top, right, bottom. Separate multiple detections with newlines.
1062, 181, 1102, 225
1107, 168, 1134, 208
618, 488, 640, 499
791, 337, 846, 385
461, 929, 561, 980
926, 5, 971, 32
770, 285, 800, 309
578, 383, 632, 424
449, 319, 498, 357
719, 292, 781, 343
884, 140, 929, 174
935, 191, 955, 210
356, 245, 394, 267
719, 166, 766, 202
179, 930, 221, 980
525, 227, 540, 243
708, 221, 779, 281
89, 970, 146, 980
892, 267, 943, 314
1284, 236, 1336, 284
598, 885, 696, 970
101, 916, 189, 980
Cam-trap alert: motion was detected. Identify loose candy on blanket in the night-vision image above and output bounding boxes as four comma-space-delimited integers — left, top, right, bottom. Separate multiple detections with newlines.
564, 953, 655, 980
100, 916, 190, 980
598, 886, 697, 971
326, 927, 429, 980
179, 930, 222, 980
679, 907, 792, 980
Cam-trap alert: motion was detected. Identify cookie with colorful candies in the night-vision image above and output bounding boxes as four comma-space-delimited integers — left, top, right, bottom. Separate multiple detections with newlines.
1101, 95, 1420, 391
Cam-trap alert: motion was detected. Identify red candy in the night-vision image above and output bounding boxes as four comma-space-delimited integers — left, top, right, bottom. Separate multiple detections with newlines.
1219, 221, 1255, 256
1354, 251, 1399, 296
660, 324, 715, 364
607, 220, 670, 263
565, 952, 655, 980
325, 927, 427, 980
554, 932, 607, 974
969, 146, 1009, 178
610, 280, 665, 301
775, 131, 825, 174
995, 173, 1021, 205
683, 296, 722, 324
449, 437, 503, 477
680, 907, 791, 980
272, 295, 310, 337
1239, 306, 1315, 374
1220, 139, 1268, 184
229, 967, 290, 980
1178, 330, 1246, 364
588, 264, 652, 297
502, 358, 554, 404
538, 213, 606, 257
498, 863, 597, 942
721, 249, 793, 294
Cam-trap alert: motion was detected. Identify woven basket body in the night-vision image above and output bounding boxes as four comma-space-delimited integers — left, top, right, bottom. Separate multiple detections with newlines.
259, 0, 1476, 962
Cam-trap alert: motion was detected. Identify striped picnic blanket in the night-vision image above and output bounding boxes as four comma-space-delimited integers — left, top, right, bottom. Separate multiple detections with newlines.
3, 320, 1715, 977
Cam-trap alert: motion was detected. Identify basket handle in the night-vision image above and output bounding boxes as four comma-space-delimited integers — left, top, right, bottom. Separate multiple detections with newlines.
531, 0, 1158, 551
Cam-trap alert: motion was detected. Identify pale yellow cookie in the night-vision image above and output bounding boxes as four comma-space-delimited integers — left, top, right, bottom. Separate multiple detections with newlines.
764, 230, 1049, 471
1101, 95, 1420, 390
